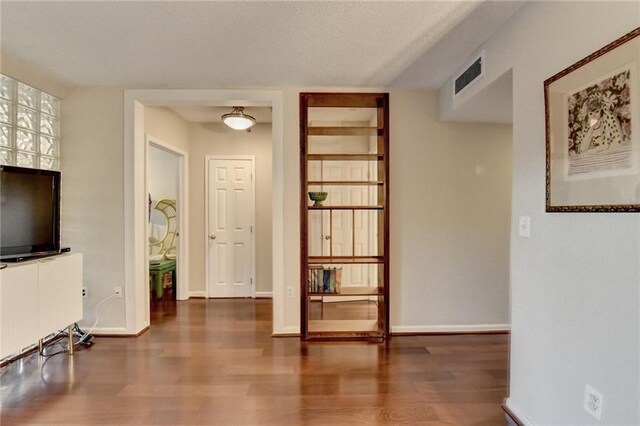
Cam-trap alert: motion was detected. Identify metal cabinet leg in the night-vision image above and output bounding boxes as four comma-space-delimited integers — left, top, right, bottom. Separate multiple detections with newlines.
68, 325, 74, 355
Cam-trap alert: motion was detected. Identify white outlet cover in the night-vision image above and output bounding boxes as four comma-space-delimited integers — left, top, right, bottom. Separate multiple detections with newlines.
584, 384, 603, 421
518, 216, 530, 238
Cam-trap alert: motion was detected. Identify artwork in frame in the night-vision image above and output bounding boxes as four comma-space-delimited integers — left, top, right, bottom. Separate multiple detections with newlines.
545, 27, 640, 212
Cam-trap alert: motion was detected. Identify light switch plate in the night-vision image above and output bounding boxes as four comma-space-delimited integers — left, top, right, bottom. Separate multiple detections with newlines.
518, 216, 530, 238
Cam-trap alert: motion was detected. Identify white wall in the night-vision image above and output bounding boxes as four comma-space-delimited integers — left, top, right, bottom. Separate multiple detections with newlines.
188, 123, 273, 295
0, 57, 128, 332
390, 90, 512, 331
60, 86, 511, 335
144, 106, 190, 152
144, 106, 188, 248
278, 87, 512, 332
437, 2, 639, 424
148, 146, 178, 202
61, 87, 126, 330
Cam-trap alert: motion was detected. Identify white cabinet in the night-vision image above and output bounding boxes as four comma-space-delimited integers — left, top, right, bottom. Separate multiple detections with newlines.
0, 253, 83, 359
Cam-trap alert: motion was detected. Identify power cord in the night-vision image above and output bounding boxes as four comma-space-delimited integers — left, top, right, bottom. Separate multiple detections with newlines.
37, 292, 116, 360
76, 293, 116, 345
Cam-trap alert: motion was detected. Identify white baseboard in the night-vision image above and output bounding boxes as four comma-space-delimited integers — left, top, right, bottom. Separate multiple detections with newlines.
391, 323, 510, 334
188, 291, 206, 298
272, 325, 300, 336
255, 291, 273, 298
504, 398, 535, 426
90, 327, 129, 336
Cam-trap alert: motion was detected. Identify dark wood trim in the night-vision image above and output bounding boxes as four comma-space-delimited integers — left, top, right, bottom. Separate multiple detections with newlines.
544, 27, 640, 213
305, 92, 385, 108
300, 93, 310, 340
308, 256, 384, 264
307, 154, 383, 161
308, 180, 384, 186
544, 27, 640, 87
300, 92, 390, 341
502, 402, 525, 426
382, 92, 390, 338
308, 126, 380, 136
308, 205, 383, 210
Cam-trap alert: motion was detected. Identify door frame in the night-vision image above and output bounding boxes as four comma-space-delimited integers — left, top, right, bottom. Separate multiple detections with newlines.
205, 155, 256, 299
145, 135, 190, 307
124, 89, 285, 336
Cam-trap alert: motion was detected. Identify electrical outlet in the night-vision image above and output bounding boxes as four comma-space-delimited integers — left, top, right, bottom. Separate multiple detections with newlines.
584, 384, 603, 421
518, 216, 531, 238
82, 287, 88, 298
287, 287, 294, 298
114, 286, 123, 298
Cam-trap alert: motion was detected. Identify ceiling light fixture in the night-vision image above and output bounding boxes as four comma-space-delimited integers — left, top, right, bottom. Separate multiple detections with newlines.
221, 106, 256, 130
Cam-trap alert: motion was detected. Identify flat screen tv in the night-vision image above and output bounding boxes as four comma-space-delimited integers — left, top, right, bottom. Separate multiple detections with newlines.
0, 165, 61, 261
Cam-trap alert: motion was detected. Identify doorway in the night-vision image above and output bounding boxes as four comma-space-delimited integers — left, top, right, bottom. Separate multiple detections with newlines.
145, 135, 189, 325
206, 156, 256, 298
125, 89, 284, 336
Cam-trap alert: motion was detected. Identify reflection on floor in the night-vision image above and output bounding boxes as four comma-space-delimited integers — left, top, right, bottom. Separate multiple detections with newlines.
1, 299, 509, 425
150, 286, 177, 325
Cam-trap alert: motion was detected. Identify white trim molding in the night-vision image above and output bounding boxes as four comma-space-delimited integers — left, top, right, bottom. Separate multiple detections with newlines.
124, 89, 284, 336
255, 292, 273, 298
504, 398, 536, 426
391, 323, 510, 334
273, 325, 300, 337
188, 291, 206, 298
91, 327, 129, 336
146, 134, 190, 304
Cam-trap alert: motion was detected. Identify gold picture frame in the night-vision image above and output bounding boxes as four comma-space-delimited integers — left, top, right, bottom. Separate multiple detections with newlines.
545, 27, 640, 212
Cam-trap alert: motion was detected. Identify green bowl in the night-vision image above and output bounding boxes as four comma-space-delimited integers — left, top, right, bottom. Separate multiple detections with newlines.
308, 191, 328, 206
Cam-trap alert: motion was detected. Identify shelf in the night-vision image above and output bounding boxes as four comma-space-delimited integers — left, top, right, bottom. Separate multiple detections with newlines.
308, 205, 383, 210
308, 256, 384, 264
308, 181, 384, 186
301, 92, 389, 341
306, 94, 382, 108
307, 126, 380, 136
307, 154, 383, 161
308, 286, 382, 297
308, 319, 380, 333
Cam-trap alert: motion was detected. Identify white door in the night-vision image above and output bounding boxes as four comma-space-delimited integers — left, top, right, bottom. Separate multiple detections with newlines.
207, 157, 255, 298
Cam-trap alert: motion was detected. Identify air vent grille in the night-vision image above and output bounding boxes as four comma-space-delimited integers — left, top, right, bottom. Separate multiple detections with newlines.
454, 56, 482, 95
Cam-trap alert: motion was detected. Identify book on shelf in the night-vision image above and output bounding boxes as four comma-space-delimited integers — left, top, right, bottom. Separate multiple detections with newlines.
307, 266, 342, 294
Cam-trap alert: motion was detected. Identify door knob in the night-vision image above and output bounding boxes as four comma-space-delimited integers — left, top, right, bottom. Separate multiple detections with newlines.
324, 235, 331, 240
209, 234, 217, 240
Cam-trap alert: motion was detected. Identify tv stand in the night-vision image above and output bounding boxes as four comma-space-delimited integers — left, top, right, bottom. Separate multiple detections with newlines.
1, 247, 72, 263
0, 253, 83, 360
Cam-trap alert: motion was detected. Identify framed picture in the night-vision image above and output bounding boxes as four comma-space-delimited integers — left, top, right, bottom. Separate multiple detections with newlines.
545, 27, 640, 212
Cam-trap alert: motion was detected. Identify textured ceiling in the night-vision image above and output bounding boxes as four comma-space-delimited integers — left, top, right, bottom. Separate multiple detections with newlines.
391, 1, 524, 89
0, 1, 485, 88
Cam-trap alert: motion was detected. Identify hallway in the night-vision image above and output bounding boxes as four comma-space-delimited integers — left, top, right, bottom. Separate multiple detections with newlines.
1, 299, 508, 425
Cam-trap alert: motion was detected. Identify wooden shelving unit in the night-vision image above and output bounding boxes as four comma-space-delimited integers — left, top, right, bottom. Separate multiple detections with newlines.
300, 92, 389, 340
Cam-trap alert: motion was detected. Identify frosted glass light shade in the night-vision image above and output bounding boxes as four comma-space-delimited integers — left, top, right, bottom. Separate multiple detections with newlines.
222, 106, 256, 130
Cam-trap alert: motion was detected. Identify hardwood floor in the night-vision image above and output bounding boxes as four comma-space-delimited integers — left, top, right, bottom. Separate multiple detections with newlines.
1, 299, 509, 425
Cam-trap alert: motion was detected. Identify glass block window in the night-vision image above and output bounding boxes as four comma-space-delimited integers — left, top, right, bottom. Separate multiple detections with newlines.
0, 74, 60, 170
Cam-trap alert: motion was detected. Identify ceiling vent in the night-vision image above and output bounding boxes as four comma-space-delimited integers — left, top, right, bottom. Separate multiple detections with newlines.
454, 52, 484, 97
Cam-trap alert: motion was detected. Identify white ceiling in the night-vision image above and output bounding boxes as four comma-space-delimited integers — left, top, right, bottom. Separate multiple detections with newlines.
391, 1, 523, 89
0, 1, 516, 89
